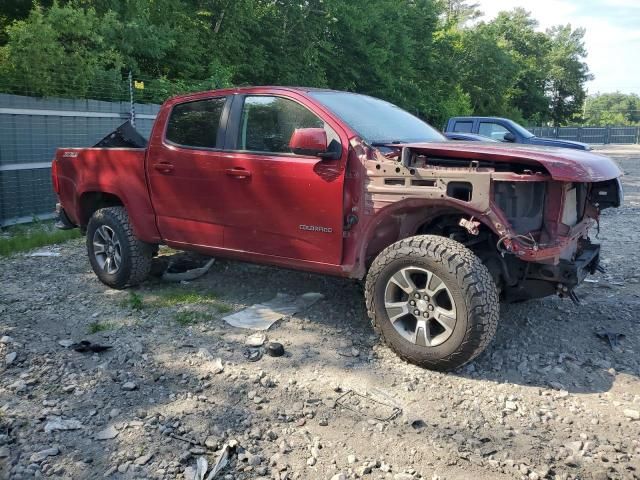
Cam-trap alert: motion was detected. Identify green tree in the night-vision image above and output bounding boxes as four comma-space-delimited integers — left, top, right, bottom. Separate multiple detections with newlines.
0, 3, 125, 99
583, 92, 640, 126
545, 24, 592, 125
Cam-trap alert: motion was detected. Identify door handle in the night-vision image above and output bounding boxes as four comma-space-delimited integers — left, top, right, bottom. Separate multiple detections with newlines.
153, 162, 174, 174
225, 168, 251, 179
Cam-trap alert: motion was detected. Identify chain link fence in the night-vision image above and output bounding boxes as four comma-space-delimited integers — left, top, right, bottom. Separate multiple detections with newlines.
0, 70, 220, 226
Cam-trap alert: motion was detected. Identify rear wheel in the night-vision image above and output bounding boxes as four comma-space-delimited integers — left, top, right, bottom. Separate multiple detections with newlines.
86, 207, 153, 289
365, 235, 499, 371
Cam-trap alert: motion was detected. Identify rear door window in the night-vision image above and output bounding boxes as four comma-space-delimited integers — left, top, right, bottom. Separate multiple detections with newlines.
166, 98, 226, 148
453, 121, 473, 133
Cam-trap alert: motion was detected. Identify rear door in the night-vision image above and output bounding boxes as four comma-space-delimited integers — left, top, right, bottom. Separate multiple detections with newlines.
217, 93, 347, 264
146, 95, 230, 246
451, 119, 475, 133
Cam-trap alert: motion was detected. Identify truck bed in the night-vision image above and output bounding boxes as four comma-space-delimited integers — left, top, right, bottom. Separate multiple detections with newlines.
54, 147, 161, 243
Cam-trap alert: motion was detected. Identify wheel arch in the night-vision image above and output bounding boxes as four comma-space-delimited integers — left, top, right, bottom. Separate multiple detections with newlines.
356, 199, 499, 275
78, 191, 124, 227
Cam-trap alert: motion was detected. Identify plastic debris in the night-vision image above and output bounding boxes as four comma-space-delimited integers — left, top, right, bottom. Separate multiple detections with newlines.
224, 292, 324, 330
266, 342, 285, 357
243, 348, 263, 362
194, 457, 208, 480
161, 258, 215, 282
594, 329, 625, 349
70, 340, 112, 353
245, 333, 267, 347
205, 443, 232, 480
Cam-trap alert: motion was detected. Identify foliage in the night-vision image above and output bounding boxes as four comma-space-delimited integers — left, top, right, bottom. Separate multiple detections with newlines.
0, 1, 595, 125
583, 92, 640, 126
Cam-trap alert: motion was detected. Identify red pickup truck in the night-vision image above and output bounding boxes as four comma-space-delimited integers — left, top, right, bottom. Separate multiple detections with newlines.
52, 86, 623, 371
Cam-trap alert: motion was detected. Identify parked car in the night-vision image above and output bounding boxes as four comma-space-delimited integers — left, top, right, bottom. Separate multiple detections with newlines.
52, 87, 622, 371
444, 132, 498, 142
444, 116, 591, 150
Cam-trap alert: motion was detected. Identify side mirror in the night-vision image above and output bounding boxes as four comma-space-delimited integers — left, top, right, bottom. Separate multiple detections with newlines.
289, 128, 338, 159
503, 132, 516, 142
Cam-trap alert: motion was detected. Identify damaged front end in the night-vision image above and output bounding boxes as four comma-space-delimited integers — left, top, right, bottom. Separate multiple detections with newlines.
349, 140, 623, 302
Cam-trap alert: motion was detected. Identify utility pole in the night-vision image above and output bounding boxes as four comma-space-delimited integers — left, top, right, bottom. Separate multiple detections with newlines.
128, 70, 136, 127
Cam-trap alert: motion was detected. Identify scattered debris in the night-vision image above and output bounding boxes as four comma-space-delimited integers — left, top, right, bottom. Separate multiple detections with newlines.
410, 419, 427, 430
245, 333, 267, 347
162, 258, 215, 282
211, 357, 224, 374
57, 339, 74, 348
266, 342, 285, 357
44, 417, 82, 433
169, 432, 200, 446
70, 340, 112, 353
594, 329, 625, 349
205, 443, 233, 480
243, 348, 263, 362
193, 456, 208, 480
224, 292, 324, 330
336, 390, 402, 422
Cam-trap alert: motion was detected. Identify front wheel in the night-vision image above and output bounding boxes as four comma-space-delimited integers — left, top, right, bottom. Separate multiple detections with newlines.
365, 235, 499, 371
86, 207, 153, 289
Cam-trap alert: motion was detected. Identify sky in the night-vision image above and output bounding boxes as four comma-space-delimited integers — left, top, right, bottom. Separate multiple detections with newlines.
474, 0, 640, 95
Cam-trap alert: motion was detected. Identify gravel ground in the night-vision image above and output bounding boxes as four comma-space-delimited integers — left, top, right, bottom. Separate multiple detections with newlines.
1, 147, 639, 480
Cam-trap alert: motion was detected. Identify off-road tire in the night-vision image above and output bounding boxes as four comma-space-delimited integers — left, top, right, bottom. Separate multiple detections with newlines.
86, 207, 153, 289
365, 235, 499, 371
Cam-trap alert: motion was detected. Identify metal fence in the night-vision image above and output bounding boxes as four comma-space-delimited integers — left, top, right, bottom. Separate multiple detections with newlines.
529, 125, 640, 144
0, 93, 159, 226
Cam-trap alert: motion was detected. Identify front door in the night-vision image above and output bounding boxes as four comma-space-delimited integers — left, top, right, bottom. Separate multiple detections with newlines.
146, 95, 229, 246
218, 94, 346, 265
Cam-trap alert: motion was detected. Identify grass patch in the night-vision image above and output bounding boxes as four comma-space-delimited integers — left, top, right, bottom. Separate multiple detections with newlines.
121, 291, 144, 310
125, 288, 231, 325
215, 302, 232, 314
174, 311, 209, 326
152, 289, 219, 307
88, 321, 112, 334
151, 288, 231, 313
0, 220, 80, 256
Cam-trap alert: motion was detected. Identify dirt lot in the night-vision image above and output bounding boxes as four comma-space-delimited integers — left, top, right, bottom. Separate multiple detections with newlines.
1, 146, 639, 480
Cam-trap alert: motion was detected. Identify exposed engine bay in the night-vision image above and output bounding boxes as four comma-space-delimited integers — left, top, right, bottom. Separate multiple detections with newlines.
357, 142, 623, 302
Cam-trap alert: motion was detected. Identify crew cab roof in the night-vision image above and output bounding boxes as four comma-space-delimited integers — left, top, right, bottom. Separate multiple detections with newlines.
166, 86, 342, 103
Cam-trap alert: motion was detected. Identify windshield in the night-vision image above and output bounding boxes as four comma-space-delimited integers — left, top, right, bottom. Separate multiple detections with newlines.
309, 91, 445, 144
509, 120, 535, 139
